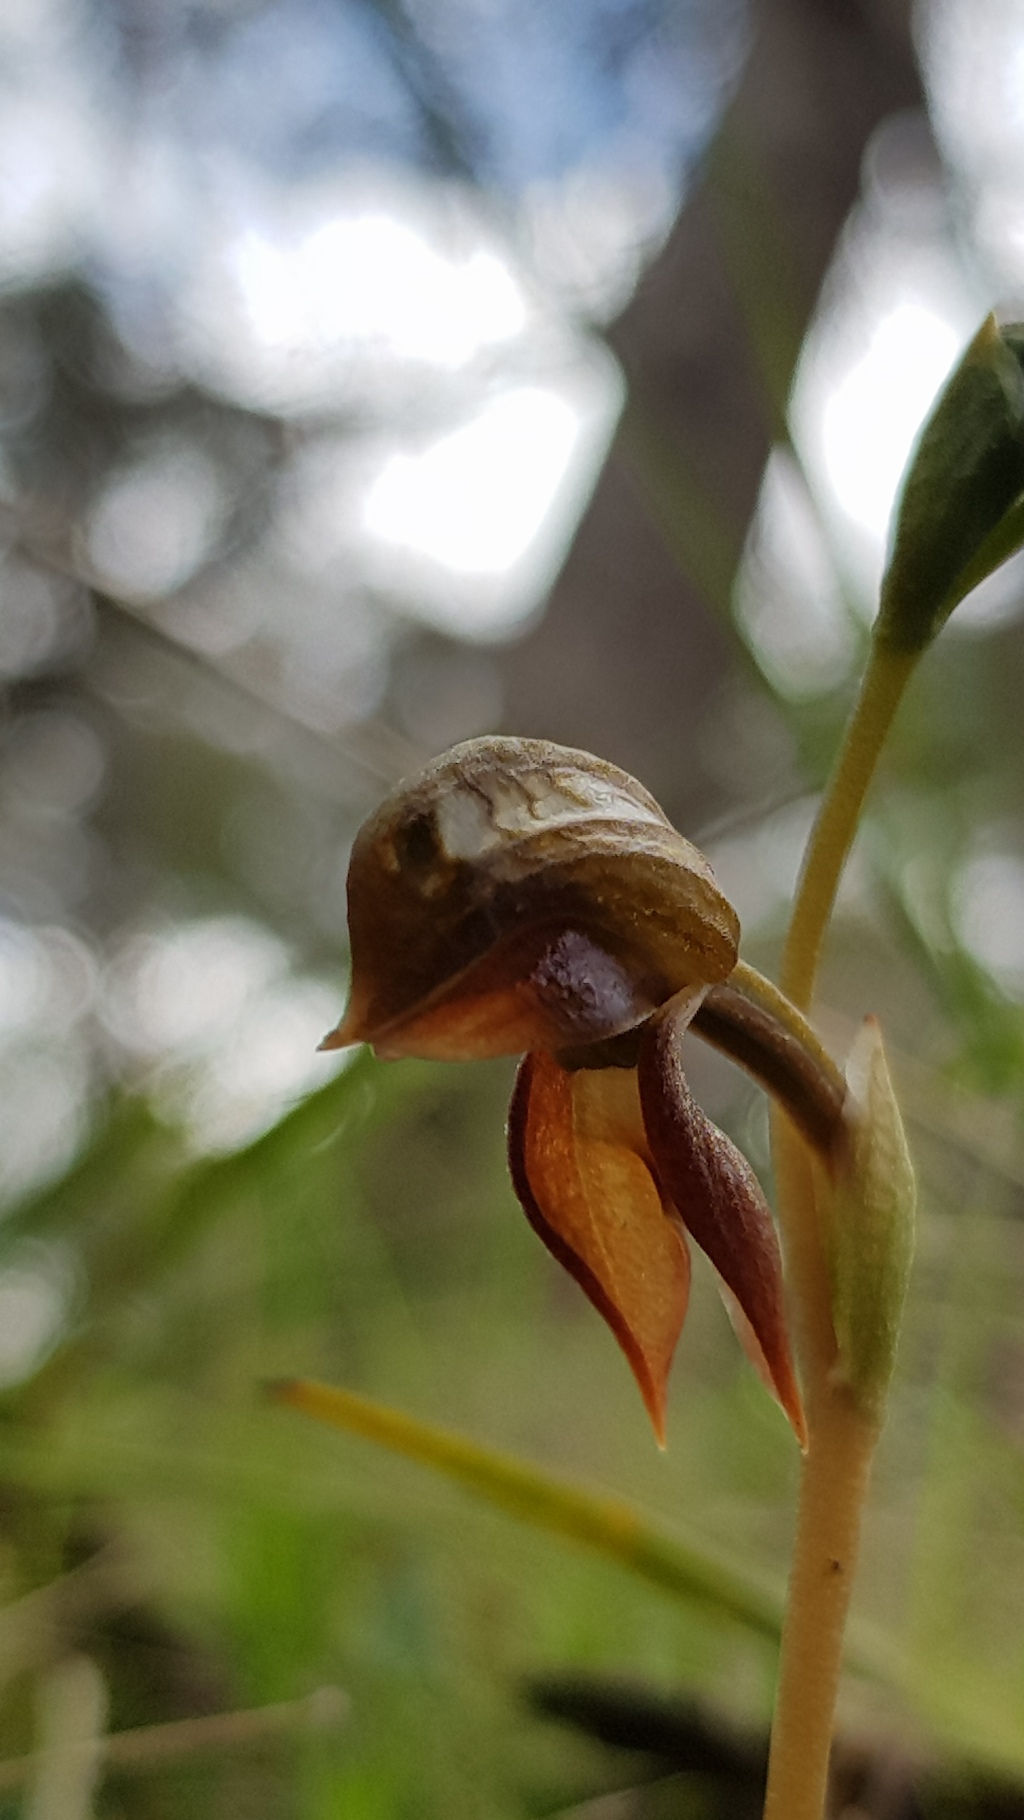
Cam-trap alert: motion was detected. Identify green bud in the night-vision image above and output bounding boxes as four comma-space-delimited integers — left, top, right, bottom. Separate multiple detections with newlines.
878, 314, 1024, 653
825, 1019, 915, 1421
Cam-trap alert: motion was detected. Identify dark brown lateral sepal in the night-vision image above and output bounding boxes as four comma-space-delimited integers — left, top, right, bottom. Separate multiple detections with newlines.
638, 1005, 805, 1443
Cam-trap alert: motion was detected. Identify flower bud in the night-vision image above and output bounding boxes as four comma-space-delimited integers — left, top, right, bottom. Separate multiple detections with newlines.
323, 737, 739, 1061
823, 1018, 916, 1421
879, 314, 1024, 653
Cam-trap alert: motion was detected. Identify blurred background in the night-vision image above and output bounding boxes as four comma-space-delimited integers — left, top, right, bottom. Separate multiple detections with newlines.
5, 0, 1024, 1813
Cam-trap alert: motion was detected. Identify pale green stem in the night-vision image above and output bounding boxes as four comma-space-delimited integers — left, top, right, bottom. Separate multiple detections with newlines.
781, 640, 919, 1013
762, 1391, 878, 1820
730, 960, 846, 1104
764, 634, 921, 1820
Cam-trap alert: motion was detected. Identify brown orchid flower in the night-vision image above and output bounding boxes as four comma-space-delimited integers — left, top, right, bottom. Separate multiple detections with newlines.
323, 738, 842, 1446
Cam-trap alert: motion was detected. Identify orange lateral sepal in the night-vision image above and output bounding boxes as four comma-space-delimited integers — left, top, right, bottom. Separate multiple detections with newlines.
508, 1051, 690, 1445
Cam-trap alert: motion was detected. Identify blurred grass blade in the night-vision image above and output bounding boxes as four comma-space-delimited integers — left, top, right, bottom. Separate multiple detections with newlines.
273, 1378, 785, 1643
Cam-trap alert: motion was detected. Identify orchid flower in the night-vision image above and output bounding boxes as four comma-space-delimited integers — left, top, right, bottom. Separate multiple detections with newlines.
321, 737, 834, 1444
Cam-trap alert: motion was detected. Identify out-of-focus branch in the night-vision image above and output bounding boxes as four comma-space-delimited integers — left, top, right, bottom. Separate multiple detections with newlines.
0, 1550, 148, 1697
0, 503, 424, 796
0, 1686, 349, 1794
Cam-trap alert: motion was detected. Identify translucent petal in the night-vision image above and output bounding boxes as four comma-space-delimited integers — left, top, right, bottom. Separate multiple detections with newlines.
326, 926, 657, 1060
507, 1051, 689, 1443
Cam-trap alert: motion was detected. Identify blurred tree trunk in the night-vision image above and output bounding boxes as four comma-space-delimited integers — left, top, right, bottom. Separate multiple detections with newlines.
497, 0, 923, 826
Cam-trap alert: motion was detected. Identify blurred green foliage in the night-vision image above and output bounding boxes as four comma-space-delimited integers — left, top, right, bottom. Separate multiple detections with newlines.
7, 7, 1024, 1819
0, 1052, 800, 1817
12, 592, 1024, 1815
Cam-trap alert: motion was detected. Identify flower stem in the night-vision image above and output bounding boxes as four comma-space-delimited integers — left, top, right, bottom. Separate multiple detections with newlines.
762, 1388, 878, 1820
765, 1120, 881, 1820
695, 964, 846, 1162
781, 638, 918, 1012
763, 1112, 876, 1820
763, 634, 920, 1818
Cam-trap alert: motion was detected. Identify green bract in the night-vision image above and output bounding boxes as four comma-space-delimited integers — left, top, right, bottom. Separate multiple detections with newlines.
878, 314, 1024, 653
825, 1019, 916, 1421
